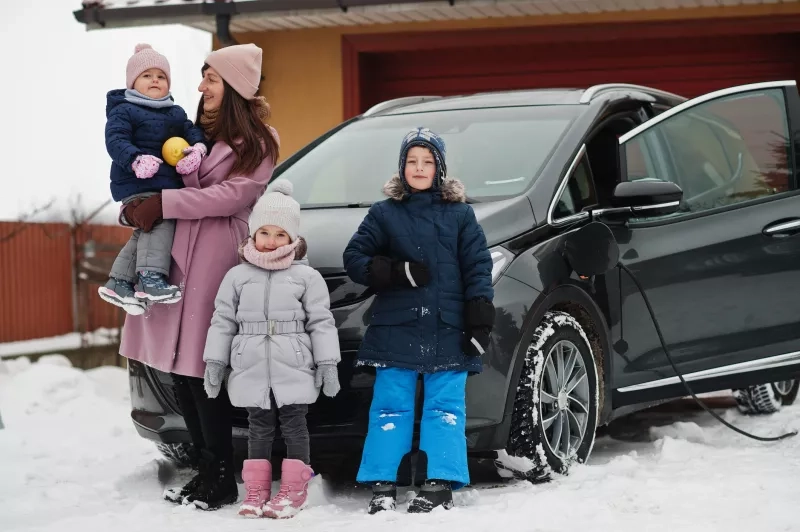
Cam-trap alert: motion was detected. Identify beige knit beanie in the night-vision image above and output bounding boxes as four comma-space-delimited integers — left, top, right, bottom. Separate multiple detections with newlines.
248, 179, 300, 241
204, 43, 262, 100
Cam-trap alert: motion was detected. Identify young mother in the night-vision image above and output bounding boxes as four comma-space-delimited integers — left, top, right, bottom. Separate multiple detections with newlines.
121, 43, 280, 510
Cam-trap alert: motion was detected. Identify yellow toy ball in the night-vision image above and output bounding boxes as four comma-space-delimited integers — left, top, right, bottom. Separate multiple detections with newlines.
162, 137, 190, 166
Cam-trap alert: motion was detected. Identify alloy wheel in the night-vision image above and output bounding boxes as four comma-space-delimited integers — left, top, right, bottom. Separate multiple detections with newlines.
539, 340, 591, 461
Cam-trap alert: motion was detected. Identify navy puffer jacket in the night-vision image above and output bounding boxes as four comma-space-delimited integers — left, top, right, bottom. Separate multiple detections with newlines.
343, 175, 494, 374
104, 89, 206, 201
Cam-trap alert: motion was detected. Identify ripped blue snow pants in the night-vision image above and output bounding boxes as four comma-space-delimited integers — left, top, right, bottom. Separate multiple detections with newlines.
356, 367, 469, 489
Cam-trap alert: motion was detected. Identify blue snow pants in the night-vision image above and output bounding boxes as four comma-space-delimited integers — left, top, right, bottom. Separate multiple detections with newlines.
356, 367, 469, 489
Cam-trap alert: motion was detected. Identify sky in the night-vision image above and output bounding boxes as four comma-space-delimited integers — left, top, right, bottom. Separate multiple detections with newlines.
0, 1, 211, 223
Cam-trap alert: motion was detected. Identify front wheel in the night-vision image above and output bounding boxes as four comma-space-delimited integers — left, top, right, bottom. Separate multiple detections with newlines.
496, 311, 600, 482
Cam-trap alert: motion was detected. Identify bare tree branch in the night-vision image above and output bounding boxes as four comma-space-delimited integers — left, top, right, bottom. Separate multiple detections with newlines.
82, 199, 113, 225
0, 199, 57, 243
21, 199, 57, 221
2, 196, 116, 243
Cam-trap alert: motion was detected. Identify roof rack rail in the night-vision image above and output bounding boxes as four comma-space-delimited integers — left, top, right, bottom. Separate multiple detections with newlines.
579, 83, 683, 104
362, 96, 443, 117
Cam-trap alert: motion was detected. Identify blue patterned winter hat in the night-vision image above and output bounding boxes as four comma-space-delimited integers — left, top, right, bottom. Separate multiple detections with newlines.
398, 127, 447, 184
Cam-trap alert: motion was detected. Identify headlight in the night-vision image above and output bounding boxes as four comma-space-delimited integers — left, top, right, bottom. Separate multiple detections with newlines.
490, 246, 513, 285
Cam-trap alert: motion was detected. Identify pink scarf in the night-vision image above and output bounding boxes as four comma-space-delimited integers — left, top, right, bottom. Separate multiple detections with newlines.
241, 238, 300, 271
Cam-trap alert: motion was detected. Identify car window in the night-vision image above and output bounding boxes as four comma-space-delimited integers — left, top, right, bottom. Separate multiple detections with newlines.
553, 156, 597, 218
275, 106, 581, 207
622, 88, 793, 220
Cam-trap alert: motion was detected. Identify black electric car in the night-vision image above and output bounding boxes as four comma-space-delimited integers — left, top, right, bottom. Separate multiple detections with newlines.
130, 80, 800, 480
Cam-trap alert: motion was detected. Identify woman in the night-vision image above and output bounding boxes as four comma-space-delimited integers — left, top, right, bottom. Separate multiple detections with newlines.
120, 43, 280, 511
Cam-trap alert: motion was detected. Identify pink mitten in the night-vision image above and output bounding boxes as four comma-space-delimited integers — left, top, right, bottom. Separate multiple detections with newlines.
132, 154, 162, 179
176, 143, 207, 176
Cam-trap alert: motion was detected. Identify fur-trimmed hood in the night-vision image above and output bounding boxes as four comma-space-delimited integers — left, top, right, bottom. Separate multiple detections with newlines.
382, 174, 466, 203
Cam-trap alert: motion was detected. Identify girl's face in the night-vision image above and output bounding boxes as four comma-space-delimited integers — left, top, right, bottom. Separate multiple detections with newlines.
404, 146, 436, 192
198, 66, 225, 112
133, 68, 169, 99
254, 225, 291, 252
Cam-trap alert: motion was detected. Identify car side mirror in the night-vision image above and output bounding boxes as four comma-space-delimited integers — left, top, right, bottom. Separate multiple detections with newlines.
611, 180, 683, 217
592, 181, 683, 222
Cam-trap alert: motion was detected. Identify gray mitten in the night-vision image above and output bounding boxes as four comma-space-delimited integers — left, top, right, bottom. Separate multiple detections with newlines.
203, 360, 228, 399
314, 362, 341, 397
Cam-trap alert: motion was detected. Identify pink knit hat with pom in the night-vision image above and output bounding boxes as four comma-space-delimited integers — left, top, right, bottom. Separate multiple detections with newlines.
126, 43, 171, 89
204, 43, 262, 100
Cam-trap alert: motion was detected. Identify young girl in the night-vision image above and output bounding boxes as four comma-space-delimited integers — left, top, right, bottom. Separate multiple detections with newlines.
343, 127, 495, 514
98, 43, 207, 314
203, 179, 341, 519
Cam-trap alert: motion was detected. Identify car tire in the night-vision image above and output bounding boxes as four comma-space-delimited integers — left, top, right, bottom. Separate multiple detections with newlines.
733, 379, 800, 415
155, 442, 199, 469
496, 311, 600, 482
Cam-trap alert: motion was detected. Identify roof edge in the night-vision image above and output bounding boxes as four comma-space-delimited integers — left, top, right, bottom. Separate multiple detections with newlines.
73, 0, 446, 31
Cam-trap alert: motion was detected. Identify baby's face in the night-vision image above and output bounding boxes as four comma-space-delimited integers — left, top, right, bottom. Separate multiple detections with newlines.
133, 68, 169, 99
254, 225, 291, 252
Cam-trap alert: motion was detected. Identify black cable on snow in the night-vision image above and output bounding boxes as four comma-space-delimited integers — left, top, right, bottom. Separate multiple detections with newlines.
620, 263, 797, 442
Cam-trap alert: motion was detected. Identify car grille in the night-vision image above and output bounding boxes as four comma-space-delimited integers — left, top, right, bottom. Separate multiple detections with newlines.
151, 350, 370, 431
324, 274, 371, 309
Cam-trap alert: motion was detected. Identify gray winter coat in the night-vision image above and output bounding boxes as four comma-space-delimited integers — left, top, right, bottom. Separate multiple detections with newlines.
203, 242, 340, 409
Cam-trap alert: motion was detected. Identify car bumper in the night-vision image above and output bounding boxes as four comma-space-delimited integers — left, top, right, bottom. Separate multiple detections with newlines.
127, 274, 539, 454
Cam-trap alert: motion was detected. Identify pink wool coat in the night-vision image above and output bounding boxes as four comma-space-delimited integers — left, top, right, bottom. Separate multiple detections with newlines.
120, 139, 275, 378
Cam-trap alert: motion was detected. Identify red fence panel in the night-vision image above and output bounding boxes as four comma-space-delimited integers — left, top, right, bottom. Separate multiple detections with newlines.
0, 222, 73, 342
0, 222, 132, 344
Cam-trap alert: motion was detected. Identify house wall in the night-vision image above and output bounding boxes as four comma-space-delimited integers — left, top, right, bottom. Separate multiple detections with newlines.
232, 2, 800, 160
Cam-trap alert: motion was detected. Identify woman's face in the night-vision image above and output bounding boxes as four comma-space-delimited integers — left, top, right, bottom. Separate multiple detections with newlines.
254, 225, 291, 252
198, 66, 225, 112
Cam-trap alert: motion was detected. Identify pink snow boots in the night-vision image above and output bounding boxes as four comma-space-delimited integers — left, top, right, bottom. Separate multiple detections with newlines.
238, 459, 272, 517
262, 459, 314, 519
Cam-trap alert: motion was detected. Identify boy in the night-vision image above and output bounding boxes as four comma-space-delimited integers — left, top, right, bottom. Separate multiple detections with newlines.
343, 127, 495, 513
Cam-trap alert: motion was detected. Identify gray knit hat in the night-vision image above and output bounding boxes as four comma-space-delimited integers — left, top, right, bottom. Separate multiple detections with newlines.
248, 179, 300, 241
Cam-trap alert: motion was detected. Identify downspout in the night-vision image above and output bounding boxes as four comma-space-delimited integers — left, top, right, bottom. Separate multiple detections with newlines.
216, 12, 238, 47
214, 9, 265, 91
69, 225, 79, 334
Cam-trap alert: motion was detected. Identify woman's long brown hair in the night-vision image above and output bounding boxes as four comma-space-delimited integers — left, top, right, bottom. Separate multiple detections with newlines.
196, 64, 280, 178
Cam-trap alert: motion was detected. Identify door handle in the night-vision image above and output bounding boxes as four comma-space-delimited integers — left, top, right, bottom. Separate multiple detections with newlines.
763, 219, 800, 237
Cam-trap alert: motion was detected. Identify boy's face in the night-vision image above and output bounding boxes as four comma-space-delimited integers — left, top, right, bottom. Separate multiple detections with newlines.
254, 225, 291, 253
133, 68, 169, 99
404, 146, 436, 191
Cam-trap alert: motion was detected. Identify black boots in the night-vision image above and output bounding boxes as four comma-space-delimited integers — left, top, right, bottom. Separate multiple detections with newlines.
367, 482, 397, 514
163, 448, 206, 503
367, 479, 453, 514
182, 449, 238, 510
163, 468, 206, 503
407, 479, 453, 513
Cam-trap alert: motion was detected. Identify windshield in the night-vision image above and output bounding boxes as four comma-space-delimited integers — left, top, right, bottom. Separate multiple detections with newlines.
277, 105, 580, 207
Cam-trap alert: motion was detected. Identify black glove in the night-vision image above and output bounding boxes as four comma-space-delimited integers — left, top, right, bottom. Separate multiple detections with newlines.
463, 326, 491, 357
368, 256, 430, 292
391, 260, 430, 288
463, 298, 495, 357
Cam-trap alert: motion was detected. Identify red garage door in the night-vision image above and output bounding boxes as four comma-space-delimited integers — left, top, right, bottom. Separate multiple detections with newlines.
350, 19, 800, 113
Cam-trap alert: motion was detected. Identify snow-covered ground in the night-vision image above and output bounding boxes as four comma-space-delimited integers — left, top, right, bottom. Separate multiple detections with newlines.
2, 356, 799, 532
0, 328, 119, 359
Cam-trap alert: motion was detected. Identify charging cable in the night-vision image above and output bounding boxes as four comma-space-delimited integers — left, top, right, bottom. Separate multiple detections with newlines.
620, 263, 797, 442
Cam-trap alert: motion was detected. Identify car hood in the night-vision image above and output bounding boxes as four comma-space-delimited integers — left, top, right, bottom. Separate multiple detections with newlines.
303, 194, 534, 275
